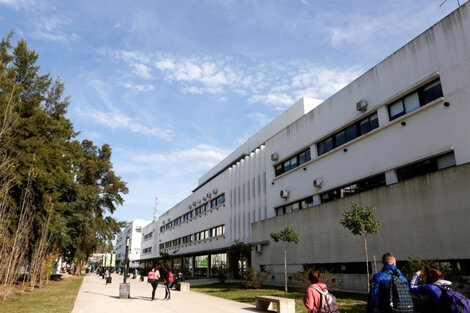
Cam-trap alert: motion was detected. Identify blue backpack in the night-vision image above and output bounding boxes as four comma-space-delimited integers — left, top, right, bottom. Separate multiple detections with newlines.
437, 285, 470, 313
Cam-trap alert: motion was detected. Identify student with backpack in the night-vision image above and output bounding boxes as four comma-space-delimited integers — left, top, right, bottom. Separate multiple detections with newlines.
303, 269, 339, 313
366, 253, 414, 313
410, 265, 470, 313
163, 266, 173, 300
148, 266, 160, 301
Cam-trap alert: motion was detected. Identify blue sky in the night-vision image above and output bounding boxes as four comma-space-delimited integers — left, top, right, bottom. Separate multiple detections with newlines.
0, 0, 465, 222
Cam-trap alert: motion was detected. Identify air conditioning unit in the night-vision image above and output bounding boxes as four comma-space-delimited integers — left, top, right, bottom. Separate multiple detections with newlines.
202, 196, 207, 201
213, 188, 218, 194
192, 201, 196, 206
280, 189, 289, 199
207, 192, 212, 198
188, 205, 192, 210
197, 199, 201, 204
356, 99, 368, 112
255, 244, 263, 253
313, 177, 323, 188
271, 153, 279, 161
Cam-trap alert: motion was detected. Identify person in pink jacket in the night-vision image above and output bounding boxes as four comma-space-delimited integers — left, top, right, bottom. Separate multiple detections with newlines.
303, 269, 328, 313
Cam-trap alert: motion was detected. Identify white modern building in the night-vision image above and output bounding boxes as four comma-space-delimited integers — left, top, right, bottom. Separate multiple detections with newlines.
115, 219, 151, 268
116, 3, 470, 291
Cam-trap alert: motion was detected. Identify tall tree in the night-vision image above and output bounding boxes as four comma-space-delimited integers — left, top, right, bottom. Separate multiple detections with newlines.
270, 225, 299, 292
340, 201, 379, 293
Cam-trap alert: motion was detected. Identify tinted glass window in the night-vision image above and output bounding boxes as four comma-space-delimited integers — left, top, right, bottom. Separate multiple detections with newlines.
404, 92, 420, 113
389, 100, 404, 120
423, 81, 443, 104
345, 125, 357, 142
335, 131, 346, 147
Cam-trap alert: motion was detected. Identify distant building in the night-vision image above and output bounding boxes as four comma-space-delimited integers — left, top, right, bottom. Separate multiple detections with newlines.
115, 3, 470, 291
115, 219, 151, 268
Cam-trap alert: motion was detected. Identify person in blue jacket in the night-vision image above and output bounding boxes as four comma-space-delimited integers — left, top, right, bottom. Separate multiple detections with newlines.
410, 265, 452, 313
366, 252, 410, 313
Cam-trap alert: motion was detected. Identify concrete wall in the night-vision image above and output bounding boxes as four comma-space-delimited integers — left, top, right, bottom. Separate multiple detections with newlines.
252, 162, 470, 291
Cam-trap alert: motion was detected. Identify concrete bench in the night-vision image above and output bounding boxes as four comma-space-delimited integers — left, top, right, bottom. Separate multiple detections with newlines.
176, 282, 190, 291
255, 296, 295, 313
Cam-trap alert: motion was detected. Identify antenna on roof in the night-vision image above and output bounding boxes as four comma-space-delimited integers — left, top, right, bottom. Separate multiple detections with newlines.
439, 0, 461, 8
153, 197, 158, 221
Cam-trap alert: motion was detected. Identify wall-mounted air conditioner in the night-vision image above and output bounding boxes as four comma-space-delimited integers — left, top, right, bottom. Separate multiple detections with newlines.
213, 188, 218, 194
202, 196, 207, 201
255, 244, 263, 253
271, 153, 279, 161
356, 99, 368, 112
197, 199, 201, 204
192, 201, 196, 206
280, 189, 289, 199
313, 177, 323, 188
207, 192, 212, 198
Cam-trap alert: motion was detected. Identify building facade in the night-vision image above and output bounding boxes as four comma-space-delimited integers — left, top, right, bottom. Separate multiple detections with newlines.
116, 4, 470, 291
115, 219, 151, 268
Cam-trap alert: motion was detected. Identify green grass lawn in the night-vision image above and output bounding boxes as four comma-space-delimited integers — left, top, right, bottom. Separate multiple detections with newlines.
0, 276, 83, 313
192, 283, 367, 313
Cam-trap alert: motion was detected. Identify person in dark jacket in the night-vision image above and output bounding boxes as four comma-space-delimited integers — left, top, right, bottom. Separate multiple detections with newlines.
410, 265, 453, 313
366, 253, 410, 313
163, 266, 171, 300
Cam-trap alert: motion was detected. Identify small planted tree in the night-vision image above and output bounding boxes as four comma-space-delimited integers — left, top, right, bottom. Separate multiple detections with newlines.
340, 202, 379, 293
270, 225, 299, 292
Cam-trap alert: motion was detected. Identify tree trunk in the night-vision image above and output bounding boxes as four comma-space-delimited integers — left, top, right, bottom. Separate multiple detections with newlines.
363, 234, 370, 293
284, 244, 288, 293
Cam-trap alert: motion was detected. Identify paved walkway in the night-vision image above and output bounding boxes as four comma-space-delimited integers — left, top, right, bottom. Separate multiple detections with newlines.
72, 274, 258, 313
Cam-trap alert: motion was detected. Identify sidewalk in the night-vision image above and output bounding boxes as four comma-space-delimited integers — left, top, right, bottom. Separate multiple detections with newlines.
72, 274, 257, 313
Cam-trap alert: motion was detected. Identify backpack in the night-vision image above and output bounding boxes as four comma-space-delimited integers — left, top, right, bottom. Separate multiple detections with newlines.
387, 270, 414, 313
168, 271, 174, 283
148, 271, 155, 282
313, 287, 339, 313
436, 285, 470, 313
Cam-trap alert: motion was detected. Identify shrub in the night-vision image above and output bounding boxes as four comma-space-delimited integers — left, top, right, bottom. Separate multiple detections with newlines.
242, 267, 270, 289
217, 267, 227, 284
294, 268, 342, 290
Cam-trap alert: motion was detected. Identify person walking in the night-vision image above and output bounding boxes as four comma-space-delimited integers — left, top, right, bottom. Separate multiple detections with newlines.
302, 269, 338, 313
163, 266, 172, 300
366, 252, 413, 313
148, 267, 160, 301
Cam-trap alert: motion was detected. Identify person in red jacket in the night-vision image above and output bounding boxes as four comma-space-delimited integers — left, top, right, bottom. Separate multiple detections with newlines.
303, 269, 328, 313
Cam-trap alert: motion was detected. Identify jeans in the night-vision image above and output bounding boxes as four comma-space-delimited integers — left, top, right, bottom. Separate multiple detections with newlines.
150, 280, 158, 300
164, 282, 171, 299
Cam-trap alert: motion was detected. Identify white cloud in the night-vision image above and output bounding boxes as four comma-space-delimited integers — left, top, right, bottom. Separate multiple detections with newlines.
122, 82, 154, 92
133, 144, 230, 169
0, 0, 32, 9
31, 14, 78, 42
132, 63, 153, 79
99, 49, 363, 111
74, 108, 173, 140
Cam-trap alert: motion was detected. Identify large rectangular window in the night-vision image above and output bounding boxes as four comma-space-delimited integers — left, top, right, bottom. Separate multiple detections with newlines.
317, 112, 379, 156
275, 195, 314, 216
397, 152, 455, 181
320, 173, 386, 204
274, 148, 311, 177
388, 79, 443, 120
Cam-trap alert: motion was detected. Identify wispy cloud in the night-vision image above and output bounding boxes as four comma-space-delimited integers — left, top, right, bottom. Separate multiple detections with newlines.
31, 14, 78, 42
133, 144, 230, 169
74, 107, 173, 140
0, 0, 32, 9
99, 48, 363, 111
121, 82, 154, 92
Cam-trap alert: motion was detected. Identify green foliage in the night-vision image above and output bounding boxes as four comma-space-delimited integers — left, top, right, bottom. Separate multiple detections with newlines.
270, 225, 299, 244
228, 240, 252, 258
0, 31, 127, 273
340, 202, 379, 237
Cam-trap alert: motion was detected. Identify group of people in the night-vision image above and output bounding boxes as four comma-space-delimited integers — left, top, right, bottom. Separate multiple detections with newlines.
147, 265, 185, 301
303, 252, 469, 313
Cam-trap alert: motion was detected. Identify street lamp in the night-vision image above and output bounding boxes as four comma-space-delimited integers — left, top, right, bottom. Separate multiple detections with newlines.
119, 236, 131, 298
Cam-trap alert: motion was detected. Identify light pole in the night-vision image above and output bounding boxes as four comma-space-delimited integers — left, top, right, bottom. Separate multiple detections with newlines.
123, 236, 129, 283
119, 236, 131, 298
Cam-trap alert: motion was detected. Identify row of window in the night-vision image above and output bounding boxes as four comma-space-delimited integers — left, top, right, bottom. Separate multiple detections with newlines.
388, 79, 443, 121
142, 247, 152, 254
320, 173, 386, 204
275, 149, 311, 177
275, 151, 456, 216
159, 225, 226, 250
143, 232, 153, 241
317, 112, 379, 156
160, 194, 225, 233
275, 196, 314, 216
